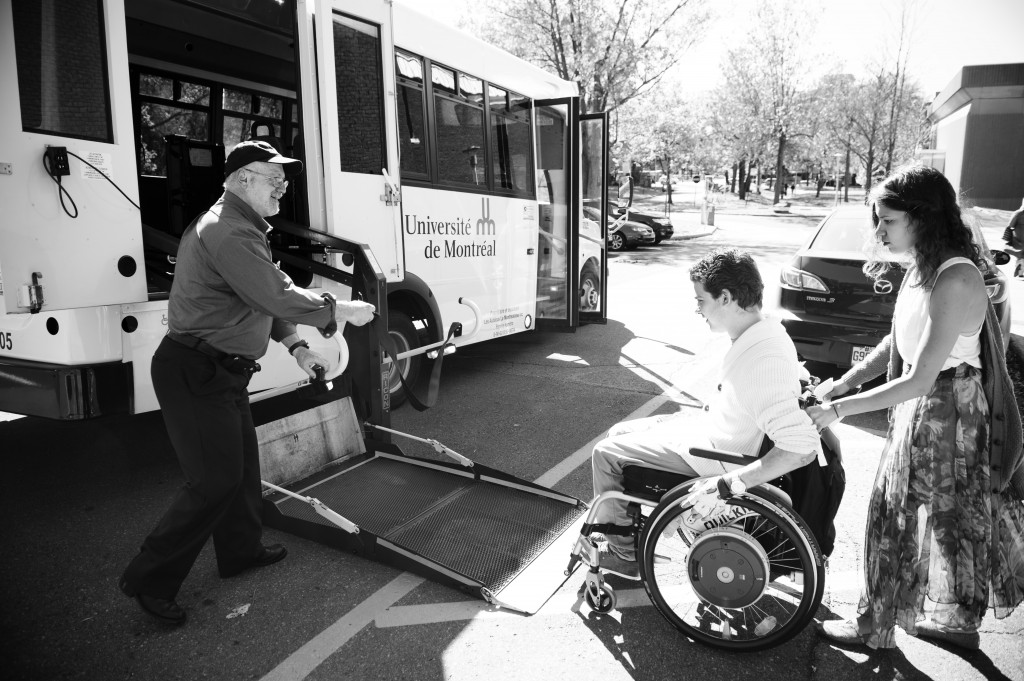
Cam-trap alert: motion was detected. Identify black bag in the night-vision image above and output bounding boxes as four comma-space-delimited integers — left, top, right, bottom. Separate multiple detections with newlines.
778, 434, 845, 557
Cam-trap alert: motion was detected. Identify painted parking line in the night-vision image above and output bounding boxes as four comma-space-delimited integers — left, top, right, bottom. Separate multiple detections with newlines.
373, 571, 866, 629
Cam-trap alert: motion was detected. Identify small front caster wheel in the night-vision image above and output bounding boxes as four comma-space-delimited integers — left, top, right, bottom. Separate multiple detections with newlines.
585, 583, 616, 613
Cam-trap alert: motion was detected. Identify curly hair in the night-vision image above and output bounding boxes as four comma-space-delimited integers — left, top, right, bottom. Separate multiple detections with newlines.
864, 164, 981, 287
689, 247, 764, 309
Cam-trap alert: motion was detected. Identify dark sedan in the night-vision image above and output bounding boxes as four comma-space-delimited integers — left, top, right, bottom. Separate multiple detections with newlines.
779, 204, 1011, 368
582, 206, 656, 251
610, 202, 674, 244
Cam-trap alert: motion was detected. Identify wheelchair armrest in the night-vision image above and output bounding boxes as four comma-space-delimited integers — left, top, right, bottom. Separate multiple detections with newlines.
687, 447, 748, 466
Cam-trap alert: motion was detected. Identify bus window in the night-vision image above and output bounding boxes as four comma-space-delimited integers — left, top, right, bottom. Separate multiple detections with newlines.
433, 66, 485, 188
489, 86, 533, 197
12, 0, 112, 142
222, 88, 285, 152
396, 51, 428, 179
332, 15, 386, 176
136, 73, 211, 175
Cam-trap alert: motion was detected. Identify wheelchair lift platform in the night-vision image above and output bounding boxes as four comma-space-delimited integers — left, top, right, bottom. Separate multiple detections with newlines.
262, 444, 588, 614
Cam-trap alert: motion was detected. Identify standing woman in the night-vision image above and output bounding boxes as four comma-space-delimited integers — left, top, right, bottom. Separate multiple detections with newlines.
807, 165, 1024, 650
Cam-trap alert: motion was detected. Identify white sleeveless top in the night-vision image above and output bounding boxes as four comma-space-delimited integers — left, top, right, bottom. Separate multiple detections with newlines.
894, 257, 982, 370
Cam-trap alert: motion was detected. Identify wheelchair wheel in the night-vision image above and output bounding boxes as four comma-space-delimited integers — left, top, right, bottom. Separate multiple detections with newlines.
583, 582, 616, 613
638, 484, 824, 651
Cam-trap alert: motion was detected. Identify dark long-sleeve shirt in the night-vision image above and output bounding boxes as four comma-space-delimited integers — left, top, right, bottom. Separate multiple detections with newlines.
167, 191, 332, 359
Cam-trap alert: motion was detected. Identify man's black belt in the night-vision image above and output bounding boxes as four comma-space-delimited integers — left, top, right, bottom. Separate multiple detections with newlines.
166, 332, 261, 376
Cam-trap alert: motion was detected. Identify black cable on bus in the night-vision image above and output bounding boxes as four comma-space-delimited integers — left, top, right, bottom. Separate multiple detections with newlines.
42, 149, 142, 219
42, 153, 78, 219
66, 150, 142, 211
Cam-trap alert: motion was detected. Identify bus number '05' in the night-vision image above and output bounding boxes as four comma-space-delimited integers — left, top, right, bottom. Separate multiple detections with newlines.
0, 332, 12, 350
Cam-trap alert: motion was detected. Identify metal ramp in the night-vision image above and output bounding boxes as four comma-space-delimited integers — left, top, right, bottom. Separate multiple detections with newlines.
262, 445, 588, 614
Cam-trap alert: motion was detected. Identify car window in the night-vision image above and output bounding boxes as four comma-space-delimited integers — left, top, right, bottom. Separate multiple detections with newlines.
809, 214, 870, 252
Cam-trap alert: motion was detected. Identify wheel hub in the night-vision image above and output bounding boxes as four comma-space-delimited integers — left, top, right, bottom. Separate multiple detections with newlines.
687, 527, 769, 609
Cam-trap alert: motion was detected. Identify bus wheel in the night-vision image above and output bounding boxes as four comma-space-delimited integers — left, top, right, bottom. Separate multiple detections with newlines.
386, 310, 421, 408
580, 268, 601, 312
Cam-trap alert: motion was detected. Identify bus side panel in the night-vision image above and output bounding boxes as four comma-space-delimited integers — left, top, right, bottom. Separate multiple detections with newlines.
402, 187, 538, 342
0, 0, 147, 318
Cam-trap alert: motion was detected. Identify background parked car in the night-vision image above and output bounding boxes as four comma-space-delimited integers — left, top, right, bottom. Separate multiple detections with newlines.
609, 202, 674, 244
582, 206, 655, 251
778, 204, 1011, 369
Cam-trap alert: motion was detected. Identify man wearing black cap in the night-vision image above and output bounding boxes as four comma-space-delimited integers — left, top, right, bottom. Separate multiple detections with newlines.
119, 141, 375, 625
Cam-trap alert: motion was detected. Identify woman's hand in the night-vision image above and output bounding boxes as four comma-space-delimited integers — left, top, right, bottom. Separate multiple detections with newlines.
806, 403, 840, 430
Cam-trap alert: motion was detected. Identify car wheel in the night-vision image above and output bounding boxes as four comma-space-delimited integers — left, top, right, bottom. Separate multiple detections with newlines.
386, 310, 421, 408
580, 267, 601, 312
609, 233, 625, 251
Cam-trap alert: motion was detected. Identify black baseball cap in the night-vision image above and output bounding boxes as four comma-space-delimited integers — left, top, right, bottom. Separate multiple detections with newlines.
224, 140, 303, 178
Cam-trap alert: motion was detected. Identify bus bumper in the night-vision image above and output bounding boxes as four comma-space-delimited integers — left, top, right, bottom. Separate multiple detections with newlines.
0, 358, 131, 420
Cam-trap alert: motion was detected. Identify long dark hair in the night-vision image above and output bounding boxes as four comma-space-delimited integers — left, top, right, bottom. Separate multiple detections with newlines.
863, 165, 981, 287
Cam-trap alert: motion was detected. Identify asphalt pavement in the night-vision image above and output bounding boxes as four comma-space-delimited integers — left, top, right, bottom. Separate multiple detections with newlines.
2, 198, 1022, 681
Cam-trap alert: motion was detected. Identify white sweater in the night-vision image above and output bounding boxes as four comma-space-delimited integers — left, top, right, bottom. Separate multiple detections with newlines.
705, 318, 821, 458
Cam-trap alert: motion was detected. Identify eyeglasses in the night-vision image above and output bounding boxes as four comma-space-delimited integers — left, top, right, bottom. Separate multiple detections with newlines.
245, 168, 289, 188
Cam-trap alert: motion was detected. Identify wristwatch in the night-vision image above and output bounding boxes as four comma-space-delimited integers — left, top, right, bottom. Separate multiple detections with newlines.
288, 339, 310, 355
729, 475, 747, 495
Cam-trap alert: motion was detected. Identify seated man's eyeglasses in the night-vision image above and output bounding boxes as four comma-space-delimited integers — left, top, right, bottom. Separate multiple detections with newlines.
245, 168, 289, 188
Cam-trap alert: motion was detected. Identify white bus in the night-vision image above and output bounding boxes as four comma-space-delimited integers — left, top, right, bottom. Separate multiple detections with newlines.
0, 0, 608, 419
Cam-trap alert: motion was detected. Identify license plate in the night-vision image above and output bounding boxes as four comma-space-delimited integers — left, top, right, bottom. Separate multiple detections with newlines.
850, 345, 872, 364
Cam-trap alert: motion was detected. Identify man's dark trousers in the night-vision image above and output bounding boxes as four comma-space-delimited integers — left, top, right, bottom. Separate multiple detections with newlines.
121, 337, 264, 599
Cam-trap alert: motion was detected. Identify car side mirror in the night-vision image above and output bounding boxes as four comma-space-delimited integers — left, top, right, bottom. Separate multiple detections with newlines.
993, 250, 1011, 265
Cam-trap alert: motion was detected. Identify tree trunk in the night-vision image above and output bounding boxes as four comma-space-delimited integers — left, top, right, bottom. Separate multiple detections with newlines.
738, 159, 748, 201
843, 146, 851, 203
773, 131, 787, 204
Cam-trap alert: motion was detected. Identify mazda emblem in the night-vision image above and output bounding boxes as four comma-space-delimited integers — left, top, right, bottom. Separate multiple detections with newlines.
873, 279, 893, 295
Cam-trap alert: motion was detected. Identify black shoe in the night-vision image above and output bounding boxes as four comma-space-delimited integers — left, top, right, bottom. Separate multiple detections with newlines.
119, 576, 186, 625
219, 544, 288, 578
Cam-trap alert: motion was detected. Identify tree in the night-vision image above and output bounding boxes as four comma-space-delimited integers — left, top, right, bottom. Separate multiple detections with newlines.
473, 0, 711, 115
718, 2, 823, 205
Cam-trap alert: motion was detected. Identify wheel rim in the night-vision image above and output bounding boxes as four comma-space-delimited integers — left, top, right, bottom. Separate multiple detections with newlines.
580, 276, 599, 311
386, 329, 412, 393
610, 234, 623, 250
639, 495, 823, 650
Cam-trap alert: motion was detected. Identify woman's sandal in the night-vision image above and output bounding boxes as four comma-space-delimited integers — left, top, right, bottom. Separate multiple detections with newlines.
819, 619, 869, 645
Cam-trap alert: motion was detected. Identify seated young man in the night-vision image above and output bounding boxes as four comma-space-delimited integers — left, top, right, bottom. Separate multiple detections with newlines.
591, 248, 821, 579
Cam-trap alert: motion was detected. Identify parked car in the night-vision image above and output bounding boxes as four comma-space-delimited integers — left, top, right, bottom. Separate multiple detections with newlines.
778, 204, 1011, 368
609, 202, 674, 244
581, 206, 655, 251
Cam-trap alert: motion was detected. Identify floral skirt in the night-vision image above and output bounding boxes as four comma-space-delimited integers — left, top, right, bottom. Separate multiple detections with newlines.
858, 363, 1024, 649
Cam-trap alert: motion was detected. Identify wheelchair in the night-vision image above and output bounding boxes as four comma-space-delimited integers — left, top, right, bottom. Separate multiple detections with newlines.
566, 390, 839, 652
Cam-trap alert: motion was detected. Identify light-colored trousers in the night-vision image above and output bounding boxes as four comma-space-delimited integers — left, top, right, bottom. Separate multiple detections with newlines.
590, 412, 735, 558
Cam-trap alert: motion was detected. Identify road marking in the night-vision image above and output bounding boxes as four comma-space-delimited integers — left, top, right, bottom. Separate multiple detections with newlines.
259, 572, 424, 681
374, 571, 867, 628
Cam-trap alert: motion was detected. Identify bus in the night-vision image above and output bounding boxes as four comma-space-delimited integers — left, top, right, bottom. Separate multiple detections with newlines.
0, 0, 608, 419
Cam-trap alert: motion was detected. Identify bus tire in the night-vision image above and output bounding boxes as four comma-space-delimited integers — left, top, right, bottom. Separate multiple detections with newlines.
386, 310, 421, 408
580, 266, 601, 312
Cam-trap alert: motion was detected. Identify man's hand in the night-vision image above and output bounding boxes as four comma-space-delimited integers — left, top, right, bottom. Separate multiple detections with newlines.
340, 300, 375, 327
686, 477, 730, 520
293, 345, 330, 379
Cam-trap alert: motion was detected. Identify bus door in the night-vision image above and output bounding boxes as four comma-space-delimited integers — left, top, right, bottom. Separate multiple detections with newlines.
299, 0, 403, 281
579, 111, 609, 325
534, 99, 607, 330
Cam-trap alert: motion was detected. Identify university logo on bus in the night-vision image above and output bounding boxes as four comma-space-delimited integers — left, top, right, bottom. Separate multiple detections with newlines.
477, 198, 495, 236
